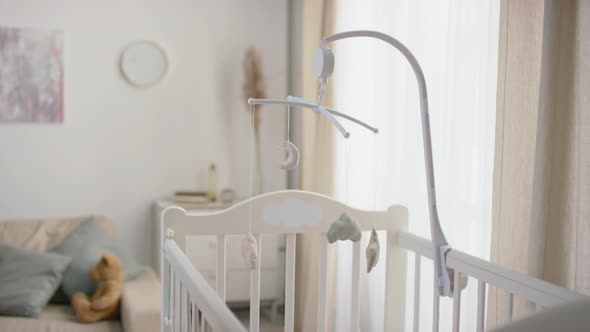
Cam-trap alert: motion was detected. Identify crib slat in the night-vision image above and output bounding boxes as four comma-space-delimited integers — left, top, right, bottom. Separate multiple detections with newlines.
174, 277, 180, 332
317, 233, 328, 332
181, 286, 187, 332
504, 292, 513, 323
186, 291, 191, 332
191, 302, 196, 332
250, 233, 262, 332
432, 277, 440, 332
452, 271, 461, 332
350, 241, 361, 332
197, 308, 203, 332
198, 309, 203, 332
413, 254, 421, 332
216, 234, 226, 302
165, 264, 173, 328
198, 307, 203, 332
186, 292, 191, 332
477, 280, 485, 332
284, 234, 296, 332
384, 229, 406, 331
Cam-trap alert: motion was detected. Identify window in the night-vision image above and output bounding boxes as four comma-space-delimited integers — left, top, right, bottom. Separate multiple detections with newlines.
330, 1, 499, 330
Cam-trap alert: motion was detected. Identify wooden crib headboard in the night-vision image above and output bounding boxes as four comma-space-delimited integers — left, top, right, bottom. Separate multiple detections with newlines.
162, 189, 409, 332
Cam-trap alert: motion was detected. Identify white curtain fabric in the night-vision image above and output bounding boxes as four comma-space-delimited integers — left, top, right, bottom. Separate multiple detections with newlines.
329, 1, 499, 331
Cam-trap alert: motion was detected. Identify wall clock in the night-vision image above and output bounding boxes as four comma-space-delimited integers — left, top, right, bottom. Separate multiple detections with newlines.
120, 41, 168, 87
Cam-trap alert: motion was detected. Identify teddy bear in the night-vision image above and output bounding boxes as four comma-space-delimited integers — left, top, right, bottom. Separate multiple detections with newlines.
72, 253, 123, 323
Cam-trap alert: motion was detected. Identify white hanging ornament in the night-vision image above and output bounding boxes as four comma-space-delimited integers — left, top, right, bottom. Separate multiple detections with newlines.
366, 225, 380, 273
279, 141, 300, 170
241, 233, 258, 270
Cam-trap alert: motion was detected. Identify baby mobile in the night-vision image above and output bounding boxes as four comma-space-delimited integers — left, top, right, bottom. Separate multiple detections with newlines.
240, 47, 381, 273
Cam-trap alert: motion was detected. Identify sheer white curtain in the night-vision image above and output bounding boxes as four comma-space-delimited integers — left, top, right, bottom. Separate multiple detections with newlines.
329, 1, 499, 331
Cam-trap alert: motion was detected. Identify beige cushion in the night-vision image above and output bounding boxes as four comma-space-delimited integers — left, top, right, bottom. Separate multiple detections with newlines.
121, 268, 161, 332
0, 215, 114, 252
0, 305, 122, 332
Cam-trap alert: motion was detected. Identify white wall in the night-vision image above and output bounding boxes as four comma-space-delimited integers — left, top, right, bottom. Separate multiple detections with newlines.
0, 0, 288, 264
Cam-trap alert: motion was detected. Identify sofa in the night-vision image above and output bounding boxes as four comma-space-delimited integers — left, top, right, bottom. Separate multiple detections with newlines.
0, 215, 160, 332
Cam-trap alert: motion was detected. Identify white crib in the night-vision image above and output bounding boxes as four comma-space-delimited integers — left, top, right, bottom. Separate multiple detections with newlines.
160, 190, 583, 332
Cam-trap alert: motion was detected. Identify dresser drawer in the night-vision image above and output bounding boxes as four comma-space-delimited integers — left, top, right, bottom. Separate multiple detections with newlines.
200, 270, 282, 303
185, 234, 281, 272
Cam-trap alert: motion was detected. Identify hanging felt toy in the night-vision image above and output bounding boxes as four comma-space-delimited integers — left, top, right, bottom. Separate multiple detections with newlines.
241, 233, 258, 270
327, 212, 361, 243
280, 141, 299, 170
241, 103, 259, 271
279, 105, 300, 170
366, 225, 380, 273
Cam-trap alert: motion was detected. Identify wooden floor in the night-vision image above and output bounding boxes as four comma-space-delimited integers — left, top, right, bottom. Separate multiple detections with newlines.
232, 308, 284, 332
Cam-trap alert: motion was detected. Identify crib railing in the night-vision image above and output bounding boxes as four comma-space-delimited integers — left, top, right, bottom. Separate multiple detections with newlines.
162, 235, 246, 332
161, 191, 585, 332
398, 232, 584, 332
162, 229, 585, 332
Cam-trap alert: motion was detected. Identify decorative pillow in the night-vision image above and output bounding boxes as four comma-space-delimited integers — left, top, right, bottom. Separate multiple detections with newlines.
0, 241, 71, 317
51, 217, 144, 298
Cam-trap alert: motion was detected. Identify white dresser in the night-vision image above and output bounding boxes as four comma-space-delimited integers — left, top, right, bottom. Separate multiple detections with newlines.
154, 200, 285, 305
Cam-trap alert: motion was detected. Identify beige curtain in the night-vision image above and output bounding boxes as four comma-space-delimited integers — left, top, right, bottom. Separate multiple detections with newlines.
293, 0, 337, 331
488, 0, 590, 327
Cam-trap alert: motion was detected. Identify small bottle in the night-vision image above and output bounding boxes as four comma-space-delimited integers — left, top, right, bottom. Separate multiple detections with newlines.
208, 164, 217, 202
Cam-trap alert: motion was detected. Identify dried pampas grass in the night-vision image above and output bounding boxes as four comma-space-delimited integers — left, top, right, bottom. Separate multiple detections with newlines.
242, 47, 267, 194
242, 47, 267, 131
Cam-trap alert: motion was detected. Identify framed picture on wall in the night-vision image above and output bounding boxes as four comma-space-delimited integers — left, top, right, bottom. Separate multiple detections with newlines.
0, 26, 64, 123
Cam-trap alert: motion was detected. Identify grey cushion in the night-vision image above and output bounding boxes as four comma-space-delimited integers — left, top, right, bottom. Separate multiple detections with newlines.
51, 217, 144, 298
0, 241, 71, 317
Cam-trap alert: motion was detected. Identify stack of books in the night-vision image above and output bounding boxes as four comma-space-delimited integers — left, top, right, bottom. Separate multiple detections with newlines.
173, 191, 212, 204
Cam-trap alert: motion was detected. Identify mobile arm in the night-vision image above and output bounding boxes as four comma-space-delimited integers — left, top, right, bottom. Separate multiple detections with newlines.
247, 98, 379, 137
319, 30, 452, 296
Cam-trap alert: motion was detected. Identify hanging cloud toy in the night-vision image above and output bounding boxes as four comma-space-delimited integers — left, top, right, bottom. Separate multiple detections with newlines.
327, 212, 362, 243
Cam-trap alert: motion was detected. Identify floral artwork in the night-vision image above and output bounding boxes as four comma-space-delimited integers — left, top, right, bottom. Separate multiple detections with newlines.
0, 27, 64, 123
